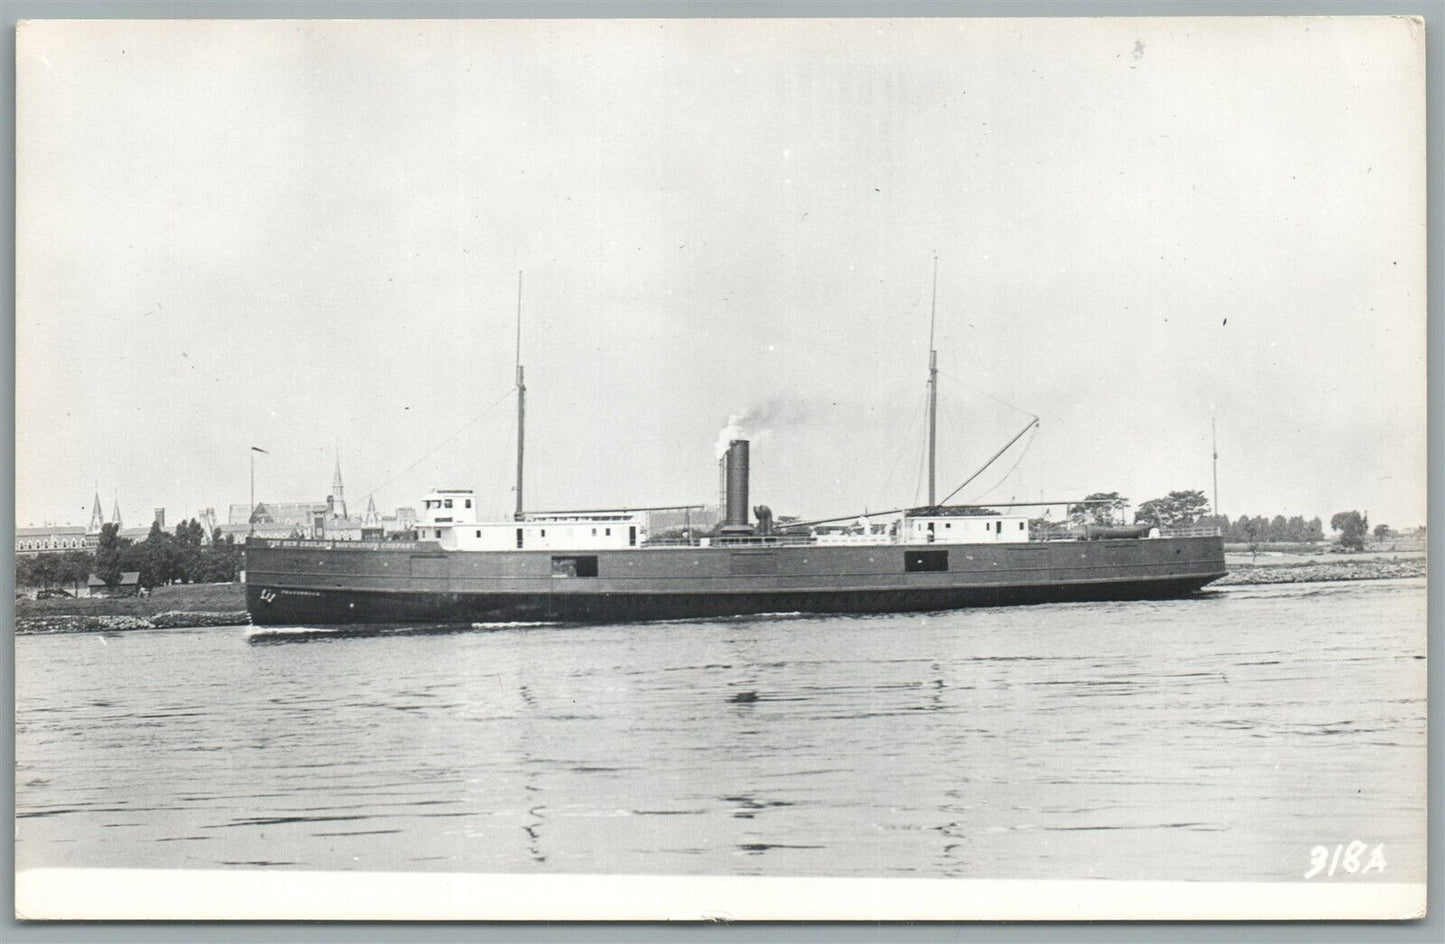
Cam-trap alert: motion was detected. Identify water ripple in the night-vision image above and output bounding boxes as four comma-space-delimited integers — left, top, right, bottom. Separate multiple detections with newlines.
15, 579, 1427, 881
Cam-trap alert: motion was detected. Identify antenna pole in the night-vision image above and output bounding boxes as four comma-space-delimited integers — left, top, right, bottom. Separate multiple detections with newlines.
514, 271, 526, 521
1211, 414, 1219, 521
927, 254, 939, 508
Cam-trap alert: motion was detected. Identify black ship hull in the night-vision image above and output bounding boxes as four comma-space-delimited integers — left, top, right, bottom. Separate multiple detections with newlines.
244, 536, 1227, 626
246, 575, 1222, 625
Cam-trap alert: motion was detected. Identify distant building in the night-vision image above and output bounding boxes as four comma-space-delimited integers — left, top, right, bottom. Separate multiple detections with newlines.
382, 507, 417, 535
227, 457, 386, 540
16, 487, 119, 555
15, 526, 92, 556
86, 571, 141, 598
215, 522, 268, 542
197, 507, 218, 542
228, 501, 323, 527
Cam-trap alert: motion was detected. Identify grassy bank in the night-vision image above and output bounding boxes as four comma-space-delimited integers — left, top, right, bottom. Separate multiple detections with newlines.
15, 582, 249, 633
15, 581, 246, 618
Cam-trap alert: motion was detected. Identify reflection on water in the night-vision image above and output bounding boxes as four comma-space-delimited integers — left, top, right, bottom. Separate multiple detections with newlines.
16, 579, 1427, 881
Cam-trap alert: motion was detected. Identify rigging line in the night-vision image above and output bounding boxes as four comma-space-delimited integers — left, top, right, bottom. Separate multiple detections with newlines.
356, 386, 517, 500
935, 416, 1041, 508
1003, 420, 1036, 506
909, 385, 931, 507
966, 423, 1039, 505
876, 384, 930, 512
934, 370, 1038, 421
911, 376, 935, 506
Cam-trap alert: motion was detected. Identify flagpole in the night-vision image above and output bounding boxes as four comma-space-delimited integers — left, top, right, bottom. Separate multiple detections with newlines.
514, 270, 525, 521
249, 447, 268, 536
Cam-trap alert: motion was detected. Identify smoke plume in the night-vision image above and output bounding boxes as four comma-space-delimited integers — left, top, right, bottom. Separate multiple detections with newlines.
714, 397, 814, 458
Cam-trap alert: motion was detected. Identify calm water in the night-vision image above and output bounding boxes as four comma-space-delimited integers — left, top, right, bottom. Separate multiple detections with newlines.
15, 579, 1427, 882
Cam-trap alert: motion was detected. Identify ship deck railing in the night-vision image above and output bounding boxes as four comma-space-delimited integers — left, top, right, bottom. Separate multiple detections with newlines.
642, 534, 825, 548
1158, 525, 1223, 538
1028, 525, 1222, 542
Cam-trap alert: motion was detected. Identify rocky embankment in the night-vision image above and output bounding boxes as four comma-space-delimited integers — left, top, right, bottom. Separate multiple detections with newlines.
1216, 557, 1426, 586
16, 611, 250, 635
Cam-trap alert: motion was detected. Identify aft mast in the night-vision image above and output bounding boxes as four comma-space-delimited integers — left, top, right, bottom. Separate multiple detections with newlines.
927, 254, 939, 509
514, 271, 526, 521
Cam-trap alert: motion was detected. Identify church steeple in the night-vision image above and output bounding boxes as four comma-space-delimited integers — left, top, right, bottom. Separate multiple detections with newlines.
363, 494, 379, 526
331, 455, 347, 520
110, 495, 123, 530
88, 488, 105, 534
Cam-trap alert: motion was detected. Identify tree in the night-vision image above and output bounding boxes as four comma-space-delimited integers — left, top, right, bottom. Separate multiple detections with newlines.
1197, 513, 1228, 534
1331, 510, 1367, 551
31, 554, 61, 590
1029, 515, 1068, 539
1135, 490, 1211, 528
15, 555, 47, 589
95, 522, 126, 586
1373, 523, 1392, 540
57, 551, 92, 594
1069, 492, 1127, 527
137, 520, 178, 588
1238, 515, 1265, 562
174, 519, 206, 583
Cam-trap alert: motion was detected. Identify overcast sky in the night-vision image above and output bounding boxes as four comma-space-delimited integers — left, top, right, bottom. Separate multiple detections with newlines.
16, 16, 1426, 531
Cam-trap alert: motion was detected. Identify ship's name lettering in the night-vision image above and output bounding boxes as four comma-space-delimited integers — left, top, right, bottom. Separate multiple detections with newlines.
272, 540, 392, 551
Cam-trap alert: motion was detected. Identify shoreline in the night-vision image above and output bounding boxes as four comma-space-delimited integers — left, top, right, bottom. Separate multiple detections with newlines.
14, 557, 1426, 633
17, 611, 251, 635
14, 582, 250, 635
1215, 557, 1426, 586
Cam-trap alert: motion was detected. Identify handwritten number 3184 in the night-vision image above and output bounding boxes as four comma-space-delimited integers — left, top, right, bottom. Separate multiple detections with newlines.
1305, 841, 1386, 879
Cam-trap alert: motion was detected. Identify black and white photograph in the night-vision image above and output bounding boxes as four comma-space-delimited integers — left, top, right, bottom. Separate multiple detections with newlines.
12, 12, 1429, 921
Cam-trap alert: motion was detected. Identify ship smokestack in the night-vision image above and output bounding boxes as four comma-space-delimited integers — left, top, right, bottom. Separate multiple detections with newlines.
721, 439, 752, 534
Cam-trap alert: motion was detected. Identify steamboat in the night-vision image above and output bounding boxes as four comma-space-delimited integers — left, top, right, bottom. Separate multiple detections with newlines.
244, 277, 1226, 626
